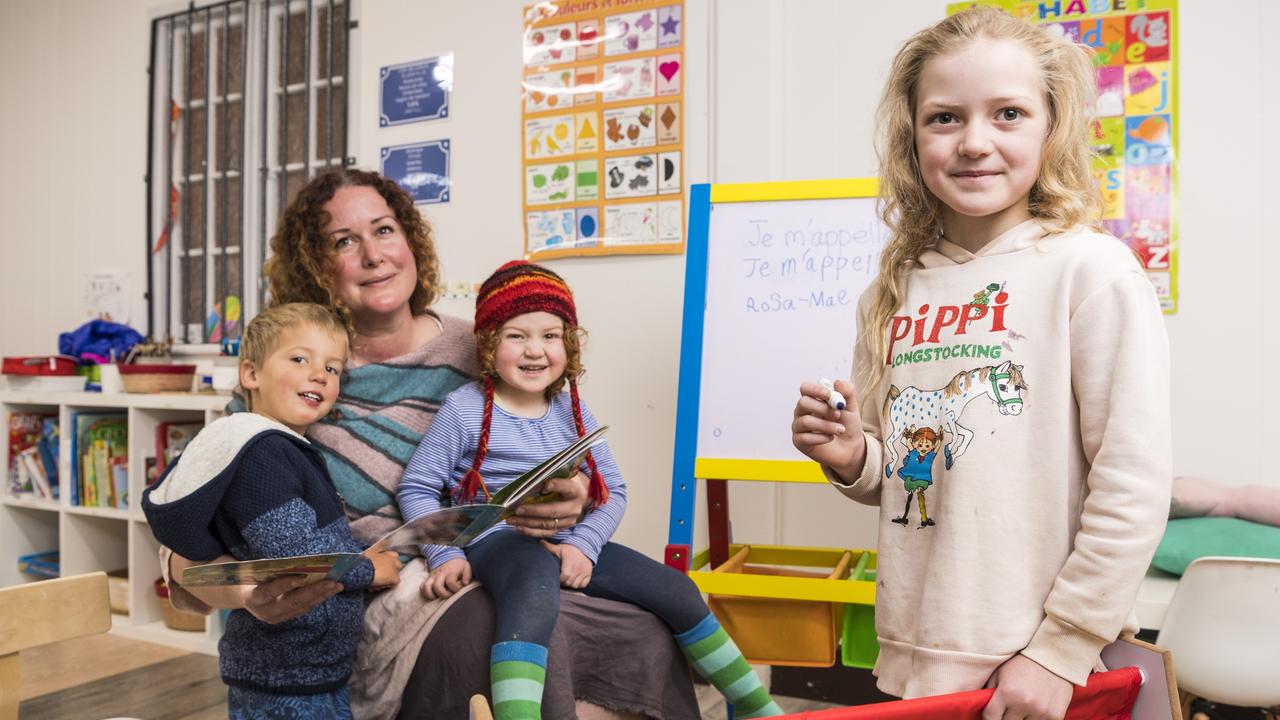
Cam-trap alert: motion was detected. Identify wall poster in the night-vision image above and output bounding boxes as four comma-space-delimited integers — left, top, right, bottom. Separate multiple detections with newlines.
521, 0, 686, 260
950, 0, 1179, 313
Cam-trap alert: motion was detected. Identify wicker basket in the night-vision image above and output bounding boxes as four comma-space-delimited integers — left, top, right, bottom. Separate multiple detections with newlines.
119, 364, 196, 393
154, 578, 206, 631
107, 569, 129, 614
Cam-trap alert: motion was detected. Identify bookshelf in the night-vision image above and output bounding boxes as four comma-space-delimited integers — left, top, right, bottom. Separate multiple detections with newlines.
2, 390, 227, 655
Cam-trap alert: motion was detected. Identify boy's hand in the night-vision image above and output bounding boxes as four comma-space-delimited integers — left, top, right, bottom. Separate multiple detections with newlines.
541, 540, 592, 589
981, 653, 1072, 720
421, 558, 472, 600
791, 379, 868, 483
363, 542, 403, 590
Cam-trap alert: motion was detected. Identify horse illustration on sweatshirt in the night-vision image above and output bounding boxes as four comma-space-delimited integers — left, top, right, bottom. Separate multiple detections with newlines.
882, 361, 1028, 479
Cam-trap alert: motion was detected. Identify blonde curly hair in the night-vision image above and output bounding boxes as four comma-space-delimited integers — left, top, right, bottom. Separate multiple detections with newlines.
865, 6, 1099, 390
263, 168, 442, 334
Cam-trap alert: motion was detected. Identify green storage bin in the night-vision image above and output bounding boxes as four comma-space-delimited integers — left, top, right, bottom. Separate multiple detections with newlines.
840, 557, 879, 669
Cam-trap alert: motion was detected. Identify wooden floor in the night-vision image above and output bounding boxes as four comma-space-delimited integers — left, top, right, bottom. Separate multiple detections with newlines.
18, 632, 838, 719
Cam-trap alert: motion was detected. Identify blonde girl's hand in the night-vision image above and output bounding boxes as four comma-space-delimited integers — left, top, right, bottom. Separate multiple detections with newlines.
540, 540, 593, 589
981, 654, 1073, 720
791, 379, 868, 482
420, 558, 472, 600
362, 541, 403, 590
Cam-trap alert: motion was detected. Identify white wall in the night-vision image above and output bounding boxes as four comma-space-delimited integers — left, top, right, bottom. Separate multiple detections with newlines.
2, 0, 1276, 561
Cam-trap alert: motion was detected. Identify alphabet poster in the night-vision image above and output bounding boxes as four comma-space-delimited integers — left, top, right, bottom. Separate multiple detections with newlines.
521, 0, 686, 260
950, 0, 1179, 313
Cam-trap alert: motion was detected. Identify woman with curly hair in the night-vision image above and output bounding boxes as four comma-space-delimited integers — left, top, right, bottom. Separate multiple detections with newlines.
165, 168, 700, 719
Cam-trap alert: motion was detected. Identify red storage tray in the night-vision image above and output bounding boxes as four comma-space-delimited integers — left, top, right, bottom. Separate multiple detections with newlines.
2, 356, 78, 376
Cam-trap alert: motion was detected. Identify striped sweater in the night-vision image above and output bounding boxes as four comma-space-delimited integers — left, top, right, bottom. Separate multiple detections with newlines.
308, 313, 478, 545
397, 382, 627, 568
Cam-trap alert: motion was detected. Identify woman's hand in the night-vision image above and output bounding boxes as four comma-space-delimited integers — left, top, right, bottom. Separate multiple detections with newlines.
981, 654, 1073, 720
791, 379, 868, 483
421, 558, 472, 600
244, 576, 344, 624
541, 540, 592, 589
168, 550, 341, 623
506, 472, 590, 538
363, 540, 403, 590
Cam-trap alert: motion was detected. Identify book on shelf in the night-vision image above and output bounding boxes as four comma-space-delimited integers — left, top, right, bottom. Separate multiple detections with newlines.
18, 447, 54, 499
155, 421, 202, 481
180, 425, 609, 587
7, 411, 55, 496
37, 418, 59, 497
70, 411, 127, 508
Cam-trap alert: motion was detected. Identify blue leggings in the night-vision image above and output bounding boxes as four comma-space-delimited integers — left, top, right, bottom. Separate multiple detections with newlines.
465, 532, 709, 646
226, 685, 352, 719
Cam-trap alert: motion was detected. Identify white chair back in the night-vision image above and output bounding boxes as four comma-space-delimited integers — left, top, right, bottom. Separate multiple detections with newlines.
1155, 556, 1280, 708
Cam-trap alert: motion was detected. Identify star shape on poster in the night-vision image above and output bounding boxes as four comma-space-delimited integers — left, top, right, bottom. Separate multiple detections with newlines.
661, 14, 680, 36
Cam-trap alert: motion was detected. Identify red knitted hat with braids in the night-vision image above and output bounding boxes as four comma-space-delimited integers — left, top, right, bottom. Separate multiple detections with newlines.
453, 261, 609, 508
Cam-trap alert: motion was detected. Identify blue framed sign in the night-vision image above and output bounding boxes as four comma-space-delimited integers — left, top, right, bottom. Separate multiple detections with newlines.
381, 140, 451, 204
379, 55, 451, 127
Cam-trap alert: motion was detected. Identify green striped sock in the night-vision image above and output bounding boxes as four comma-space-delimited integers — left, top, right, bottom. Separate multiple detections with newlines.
490, 641, 547, 720
675, 614, 783, 718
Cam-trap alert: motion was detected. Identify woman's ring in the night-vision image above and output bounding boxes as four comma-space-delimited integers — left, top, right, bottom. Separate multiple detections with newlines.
553, 517, 560, 528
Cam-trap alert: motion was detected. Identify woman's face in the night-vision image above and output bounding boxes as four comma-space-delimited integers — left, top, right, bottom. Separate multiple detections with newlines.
322, 186, 419, 321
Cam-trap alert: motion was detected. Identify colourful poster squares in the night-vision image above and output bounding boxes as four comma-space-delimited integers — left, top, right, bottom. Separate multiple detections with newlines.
525, 115, 575, 159
522, 1, 685, 258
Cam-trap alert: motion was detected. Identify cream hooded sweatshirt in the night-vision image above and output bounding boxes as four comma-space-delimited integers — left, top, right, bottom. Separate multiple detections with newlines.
828, 219, 1171, 699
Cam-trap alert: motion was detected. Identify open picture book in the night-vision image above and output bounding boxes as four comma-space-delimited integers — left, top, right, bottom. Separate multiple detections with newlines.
180, 425, 609, 587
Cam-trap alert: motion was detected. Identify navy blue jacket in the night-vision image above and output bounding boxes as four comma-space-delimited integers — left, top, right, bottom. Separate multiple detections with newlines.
143, 414, 374, 695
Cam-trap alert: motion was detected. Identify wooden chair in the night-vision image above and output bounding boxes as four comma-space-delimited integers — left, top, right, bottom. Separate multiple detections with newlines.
0, 572, 112, 720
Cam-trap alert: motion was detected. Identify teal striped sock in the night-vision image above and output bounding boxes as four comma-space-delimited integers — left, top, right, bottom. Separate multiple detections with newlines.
675, 614, 783, 718
490, 641, 547, 720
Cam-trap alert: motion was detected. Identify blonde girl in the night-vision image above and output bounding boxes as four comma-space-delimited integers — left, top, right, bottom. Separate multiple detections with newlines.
791, 8, 1171, 720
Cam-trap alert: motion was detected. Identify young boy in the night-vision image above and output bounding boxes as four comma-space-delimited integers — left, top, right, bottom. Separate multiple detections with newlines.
143, 303, 400, 719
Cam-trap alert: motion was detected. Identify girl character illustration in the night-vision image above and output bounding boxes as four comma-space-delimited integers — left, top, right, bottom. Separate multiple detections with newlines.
890, 422, 942, 525
892, 426, 943, 528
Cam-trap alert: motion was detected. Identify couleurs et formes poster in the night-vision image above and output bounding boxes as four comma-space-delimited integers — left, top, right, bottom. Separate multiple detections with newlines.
521, 0, 686, 260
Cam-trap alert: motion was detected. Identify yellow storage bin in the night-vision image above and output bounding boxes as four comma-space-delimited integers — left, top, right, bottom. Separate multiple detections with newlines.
705, 545, 853, 667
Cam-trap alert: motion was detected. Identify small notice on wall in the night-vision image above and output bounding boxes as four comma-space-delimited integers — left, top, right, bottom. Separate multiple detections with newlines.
84, 271, 130, 324
380, 54, 453, 127
382, 140, 451, 205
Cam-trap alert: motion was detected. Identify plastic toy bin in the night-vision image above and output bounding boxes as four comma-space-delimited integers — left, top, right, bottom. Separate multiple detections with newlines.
702, 545, 856, 667
840, 551, 880, 669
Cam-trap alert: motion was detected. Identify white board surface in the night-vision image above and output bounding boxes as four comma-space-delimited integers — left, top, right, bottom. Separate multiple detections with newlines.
695, 196, 888, 462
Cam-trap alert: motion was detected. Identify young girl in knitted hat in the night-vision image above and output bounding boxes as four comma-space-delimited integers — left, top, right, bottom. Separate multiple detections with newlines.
398, 261, 783, 719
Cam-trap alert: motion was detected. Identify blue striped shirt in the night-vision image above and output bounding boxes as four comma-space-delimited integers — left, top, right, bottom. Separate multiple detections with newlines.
397, 382, 627, 568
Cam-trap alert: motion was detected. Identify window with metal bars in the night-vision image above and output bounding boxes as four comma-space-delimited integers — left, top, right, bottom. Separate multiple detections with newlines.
145, 0, 352, 345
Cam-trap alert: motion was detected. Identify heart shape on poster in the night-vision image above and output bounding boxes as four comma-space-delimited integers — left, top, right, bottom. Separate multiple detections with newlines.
580, 25, 598, 42
659, 61, 680, 82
